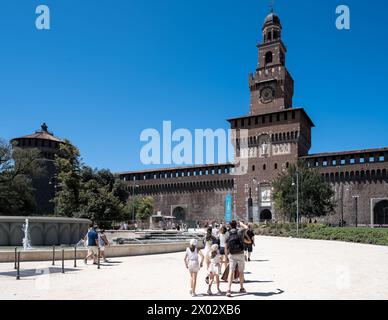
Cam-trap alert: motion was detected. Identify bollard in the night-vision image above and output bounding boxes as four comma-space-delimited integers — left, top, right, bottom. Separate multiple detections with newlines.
16, 252, 20, 280
97, 247, 100, 270
74, 246, 77, 268
14, 248, 17, 270
52, 246, 55, 266
62, 249, 65, 274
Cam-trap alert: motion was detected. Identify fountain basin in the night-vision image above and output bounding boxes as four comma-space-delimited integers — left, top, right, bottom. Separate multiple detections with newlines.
0, 216, 91, 246
0, 242, 189, 263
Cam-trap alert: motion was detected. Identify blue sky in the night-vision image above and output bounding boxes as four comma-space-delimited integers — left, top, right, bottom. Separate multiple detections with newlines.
0, 0, 387, 172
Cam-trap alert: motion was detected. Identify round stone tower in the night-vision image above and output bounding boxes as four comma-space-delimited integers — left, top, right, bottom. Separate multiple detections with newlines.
11, 123, 63, 215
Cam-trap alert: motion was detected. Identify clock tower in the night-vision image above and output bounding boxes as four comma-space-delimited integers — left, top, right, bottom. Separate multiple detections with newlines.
249, 10, 294, 115
228, 10, 314, 223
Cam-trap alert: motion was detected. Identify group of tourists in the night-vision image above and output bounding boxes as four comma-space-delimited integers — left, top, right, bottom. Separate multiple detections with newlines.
84, 224, 110, 265
184, 220, 255, 298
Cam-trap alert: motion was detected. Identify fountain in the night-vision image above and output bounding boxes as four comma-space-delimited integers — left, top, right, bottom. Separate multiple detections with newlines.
22, 218, 32, 251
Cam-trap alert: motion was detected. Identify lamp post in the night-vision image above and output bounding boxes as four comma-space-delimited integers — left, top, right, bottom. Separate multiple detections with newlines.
253, 178, 258, 223
292, 169, 300, 235
132, 183, 139, 223
352, 195, 360, 227
248, 188, 253, 223
341, 186, 350, 227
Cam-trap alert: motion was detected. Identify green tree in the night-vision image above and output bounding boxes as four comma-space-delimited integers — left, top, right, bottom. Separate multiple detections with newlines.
136, 197, 154, 221
0, 139, 43, 215
272, 161, 335, 222
77, 167, 128, 228
122, 196, 141, 222
52, 140, 82, 217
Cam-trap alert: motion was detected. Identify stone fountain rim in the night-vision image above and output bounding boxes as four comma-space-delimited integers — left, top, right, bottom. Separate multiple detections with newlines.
0, 216, 91, 224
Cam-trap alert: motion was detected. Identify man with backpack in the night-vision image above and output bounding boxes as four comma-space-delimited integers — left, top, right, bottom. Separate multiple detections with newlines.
225, 220, 248, 297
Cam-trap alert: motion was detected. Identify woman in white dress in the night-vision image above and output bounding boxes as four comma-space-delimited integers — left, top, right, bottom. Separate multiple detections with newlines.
207, 244, 222, 295
184, 239, 204, 297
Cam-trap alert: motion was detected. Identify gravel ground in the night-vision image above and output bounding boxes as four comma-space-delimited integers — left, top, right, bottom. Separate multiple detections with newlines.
0, 236, 387, 300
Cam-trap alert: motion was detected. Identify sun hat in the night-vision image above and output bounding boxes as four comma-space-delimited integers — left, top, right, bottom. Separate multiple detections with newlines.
190, 239, 198, 247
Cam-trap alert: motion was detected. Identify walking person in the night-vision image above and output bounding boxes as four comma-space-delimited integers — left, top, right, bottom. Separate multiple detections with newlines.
184, 239, 204, 297
244, 224, 255, 262
203, 227, 219, 284
98, 229, 110, 263
207, 244, 222, 296
84, 224, 99, 265
225, 220, 248, 298
218, 226, 228, 273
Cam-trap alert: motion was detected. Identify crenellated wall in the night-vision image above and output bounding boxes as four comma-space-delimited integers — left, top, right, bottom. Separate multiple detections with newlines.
120, 164, 234, 225
303, 148, 388, 226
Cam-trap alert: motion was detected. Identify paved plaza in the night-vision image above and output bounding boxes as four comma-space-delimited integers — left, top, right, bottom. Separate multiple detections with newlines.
1, 236, 388, 300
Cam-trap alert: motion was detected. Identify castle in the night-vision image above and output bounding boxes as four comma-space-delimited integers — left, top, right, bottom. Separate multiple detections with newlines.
13, 11, 388, 227
118, 11, 388, 227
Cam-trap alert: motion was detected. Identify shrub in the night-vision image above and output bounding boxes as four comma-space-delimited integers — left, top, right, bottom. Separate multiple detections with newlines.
253, 223, 388, 247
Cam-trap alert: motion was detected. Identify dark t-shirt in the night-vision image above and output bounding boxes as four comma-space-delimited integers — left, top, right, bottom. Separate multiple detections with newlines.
87, 229, 98, 247
247, 230, 255, 241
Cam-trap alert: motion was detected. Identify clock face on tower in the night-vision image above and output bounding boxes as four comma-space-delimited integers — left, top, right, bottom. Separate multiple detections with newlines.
260, 86, 274, 104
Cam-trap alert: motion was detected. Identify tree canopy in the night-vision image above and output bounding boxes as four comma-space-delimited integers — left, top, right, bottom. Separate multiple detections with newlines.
0, 139, 44, 215
52, 140, 82, 217
272, 161, 335, 222
52, 140, 131, 226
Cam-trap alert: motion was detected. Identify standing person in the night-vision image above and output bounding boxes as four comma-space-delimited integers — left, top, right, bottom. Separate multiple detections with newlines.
203, 227, 219, 284
98, 229, 110, 263
184, 239, 204, 297
207, 244, 222, 296
83, 224, 92, 247
244, 224, 255, 262
84, 224, 99, 265
225, 220, 248, 297
218, 226, 228, 273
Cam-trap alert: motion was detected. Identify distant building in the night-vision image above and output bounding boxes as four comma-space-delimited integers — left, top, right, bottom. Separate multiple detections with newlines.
11, 123, 63, 215
119, 10, 388, 227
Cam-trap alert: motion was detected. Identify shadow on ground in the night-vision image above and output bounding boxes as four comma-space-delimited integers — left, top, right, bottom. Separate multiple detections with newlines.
232, 289, 285, 298
0, 267, 81, 278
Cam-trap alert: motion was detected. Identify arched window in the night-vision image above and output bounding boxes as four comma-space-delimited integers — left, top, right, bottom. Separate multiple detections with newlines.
265, 51, 273, 65
274, 163, 278, 170
252, 165, 256, 172
267, 31, 272, 41
263, 164, 267, 171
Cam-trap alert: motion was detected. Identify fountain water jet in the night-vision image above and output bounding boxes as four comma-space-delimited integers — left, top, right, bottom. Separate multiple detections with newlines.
22, 219, 32, 250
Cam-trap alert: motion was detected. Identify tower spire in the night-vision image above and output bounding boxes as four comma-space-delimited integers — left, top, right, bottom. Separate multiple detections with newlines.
269, 0, 275, 13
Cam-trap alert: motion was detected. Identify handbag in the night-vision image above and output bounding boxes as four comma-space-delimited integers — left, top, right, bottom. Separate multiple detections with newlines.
221, 263, 240, 282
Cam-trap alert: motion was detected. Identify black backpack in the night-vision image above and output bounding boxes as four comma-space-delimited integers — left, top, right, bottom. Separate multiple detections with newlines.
228, 230, 244, 254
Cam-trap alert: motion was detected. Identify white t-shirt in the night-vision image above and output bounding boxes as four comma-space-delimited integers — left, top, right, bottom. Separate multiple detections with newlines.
219, 233, 227, 248
186, 248, 199, 262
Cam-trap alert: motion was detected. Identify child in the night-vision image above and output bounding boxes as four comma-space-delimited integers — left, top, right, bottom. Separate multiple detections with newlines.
184, 239, 204, 297
207, 244, 222, 296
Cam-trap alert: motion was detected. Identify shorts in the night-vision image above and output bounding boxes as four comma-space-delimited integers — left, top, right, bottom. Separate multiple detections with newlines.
219, 247, 225, 255
188, 260, 200, 273
228, 253, 245, 273
99, 246, 105, 252
244, 243, 253, 253
87, 246, 98, 255
208, 263, 221, 276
